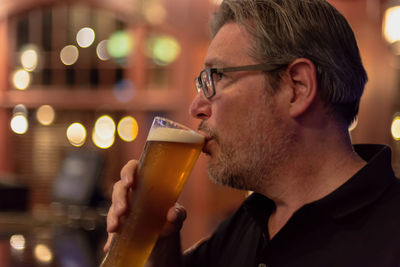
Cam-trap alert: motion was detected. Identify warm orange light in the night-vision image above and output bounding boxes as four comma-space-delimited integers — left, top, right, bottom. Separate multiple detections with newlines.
391, 115, 400, 141
383, 6, 400, 45
66, 123, 87, 147
118, 116, 139, 142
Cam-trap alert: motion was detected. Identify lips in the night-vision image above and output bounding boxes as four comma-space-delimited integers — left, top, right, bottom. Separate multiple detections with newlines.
202, 137, 213, 155
197, 123, 215, 155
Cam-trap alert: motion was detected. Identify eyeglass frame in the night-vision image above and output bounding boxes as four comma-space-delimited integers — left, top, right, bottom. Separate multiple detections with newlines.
194, 63, 287, 99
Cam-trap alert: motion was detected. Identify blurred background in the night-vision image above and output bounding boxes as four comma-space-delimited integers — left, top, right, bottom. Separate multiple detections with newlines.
0, 0, 399, 266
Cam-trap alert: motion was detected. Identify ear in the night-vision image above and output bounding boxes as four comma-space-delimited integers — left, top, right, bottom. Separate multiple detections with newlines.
286, 58, 318, 118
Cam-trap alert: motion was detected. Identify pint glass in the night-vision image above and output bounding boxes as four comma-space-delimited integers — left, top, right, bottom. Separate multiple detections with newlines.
100, 117, 204, 267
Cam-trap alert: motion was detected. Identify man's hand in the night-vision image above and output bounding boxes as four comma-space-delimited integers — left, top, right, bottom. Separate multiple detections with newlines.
103, 159, 187, 264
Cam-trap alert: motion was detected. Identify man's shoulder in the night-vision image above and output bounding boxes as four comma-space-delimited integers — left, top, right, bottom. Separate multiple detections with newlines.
363, 176, 400, 228
377, 176, 400, 206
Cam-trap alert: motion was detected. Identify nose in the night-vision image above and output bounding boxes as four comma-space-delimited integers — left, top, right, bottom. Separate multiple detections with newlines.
189, 92, 211, 120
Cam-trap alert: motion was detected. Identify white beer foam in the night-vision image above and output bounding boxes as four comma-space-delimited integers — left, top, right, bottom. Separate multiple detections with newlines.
148, 127, 204, 144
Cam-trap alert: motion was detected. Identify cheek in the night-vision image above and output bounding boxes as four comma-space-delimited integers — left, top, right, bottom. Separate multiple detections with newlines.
216, 88, 256, 117
210, 78, 273, 141
214, 101, 261, 149
212, 100, 248, 137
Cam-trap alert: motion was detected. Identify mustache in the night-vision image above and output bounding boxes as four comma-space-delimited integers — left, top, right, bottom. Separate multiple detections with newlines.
198, 121, 219, 143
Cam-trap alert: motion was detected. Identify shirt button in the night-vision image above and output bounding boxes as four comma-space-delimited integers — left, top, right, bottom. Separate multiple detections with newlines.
258, 264, 267, 267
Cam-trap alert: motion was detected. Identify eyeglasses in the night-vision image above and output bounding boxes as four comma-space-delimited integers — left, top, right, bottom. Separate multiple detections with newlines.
194, 63, 285, 99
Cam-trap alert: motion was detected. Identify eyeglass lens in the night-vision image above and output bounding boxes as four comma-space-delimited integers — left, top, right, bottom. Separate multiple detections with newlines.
201, 70, 213, 97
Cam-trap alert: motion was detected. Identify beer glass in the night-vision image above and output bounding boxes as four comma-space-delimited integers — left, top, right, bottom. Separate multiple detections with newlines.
100, 117, 204, 267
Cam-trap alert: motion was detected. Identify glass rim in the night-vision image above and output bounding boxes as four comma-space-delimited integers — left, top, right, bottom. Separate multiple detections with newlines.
152, 116, 195, 132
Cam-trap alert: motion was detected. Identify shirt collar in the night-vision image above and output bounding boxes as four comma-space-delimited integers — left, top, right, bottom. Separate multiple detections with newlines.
243, 144, 397, 223
243, 192, 274, 231
312, 144, 396, 219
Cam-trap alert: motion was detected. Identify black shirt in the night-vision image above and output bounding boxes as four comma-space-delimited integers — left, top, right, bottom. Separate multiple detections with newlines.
183, 144, 400, 267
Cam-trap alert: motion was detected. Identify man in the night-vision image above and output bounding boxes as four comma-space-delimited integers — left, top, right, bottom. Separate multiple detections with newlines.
105, 0, 400, 266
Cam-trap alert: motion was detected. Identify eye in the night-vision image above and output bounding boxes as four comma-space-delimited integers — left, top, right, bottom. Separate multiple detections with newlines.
213, 72, 224, 82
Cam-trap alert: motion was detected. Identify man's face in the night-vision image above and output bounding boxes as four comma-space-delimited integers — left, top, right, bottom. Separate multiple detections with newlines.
189, 23, 295, 192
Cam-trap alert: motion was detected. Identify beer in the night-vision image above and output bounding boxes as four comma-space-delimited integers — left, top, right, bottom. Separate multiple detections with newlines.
100, 119, 204, 267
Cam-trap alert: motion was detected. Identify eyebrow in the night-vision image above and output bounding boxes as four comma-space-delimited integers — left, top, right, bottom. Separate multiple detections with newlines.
203, 58, 228, 68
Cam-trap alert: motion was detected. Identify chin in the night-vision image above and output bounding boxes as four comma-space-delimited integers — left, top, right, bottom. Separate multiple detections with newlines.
208, 168, 249, 190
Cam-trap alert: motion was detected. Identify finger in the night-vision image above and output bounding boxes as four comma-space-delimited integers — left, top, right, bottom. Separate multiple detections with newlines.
161, 204, 187, 237
120, 160, 139, 187
103, 233, 114, 253
111, 181, 128, 217
166, 203, 187, 223
106, 160, 139, 234
106, 205, 119, 233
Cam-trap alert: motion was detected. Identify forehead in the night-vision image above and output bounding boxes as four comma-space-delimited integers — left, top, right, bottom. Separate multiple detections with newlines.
205, 22, 255, 67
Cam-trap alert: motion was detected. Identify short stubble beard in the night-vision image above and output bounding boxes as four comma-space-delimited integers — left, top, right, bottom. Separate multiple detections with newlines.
199, 94, 296, 193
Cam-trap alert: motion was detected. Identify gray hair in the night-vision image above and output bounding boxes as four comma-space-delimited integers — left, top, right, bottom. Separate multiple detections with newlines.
211, 0, 368, 126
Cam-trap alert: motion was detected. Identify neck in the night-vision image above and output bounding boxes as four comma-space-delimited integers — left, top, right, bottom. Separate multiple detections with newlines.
259, 120, 366, 239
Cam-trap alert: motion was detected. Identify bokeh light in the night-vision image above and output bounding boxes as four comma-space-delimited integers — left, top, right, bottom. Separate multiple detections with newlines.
66, 123, 87, 147
36, 105, 56, 126
113, 79, 135, 102
146, 35, 181, 65
10, 114, 28, 134
107, 30, 134, 59
383, 6, 400, 44
76, 27, 95, 48
96, 40, 110, 61
12, 69, 31, 90
93, 115, 116, 149
60, 45, 79, 65
10, 235, 26, 250
118, 116, 139, 142
94, 115, 116, 139
34, 244, 53, 263
92, 130, 115, 149
391, 115, 400, 141
13, 104, 28, 117
20, 46, 39, 72
144, 3, 167, 25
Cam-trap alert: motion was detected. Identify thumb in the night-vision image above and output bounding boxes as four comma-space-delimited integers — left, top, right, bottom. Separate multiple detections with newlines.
160, 203, 187, 237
